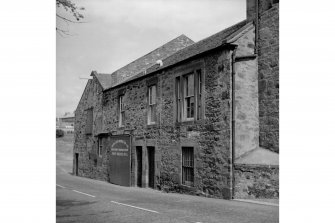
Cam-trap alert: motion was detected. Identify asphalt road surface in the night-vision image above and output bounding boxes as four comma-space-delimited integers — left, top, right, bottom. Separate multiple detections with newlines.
56, 139, 279, 223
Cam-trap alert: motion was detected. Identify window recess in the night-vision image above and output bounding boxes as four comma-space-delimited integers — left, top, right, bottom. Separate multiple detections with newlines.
182, 147, 194, 186
148, 84, 157, 125
176, 68, 203, 122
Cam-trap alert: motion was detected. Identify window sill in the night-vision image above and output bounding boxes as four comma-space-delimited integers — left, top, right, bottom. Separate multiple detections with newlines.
147, 123, 157, 128
175, 120, 195, 126
179, 184, 196, 191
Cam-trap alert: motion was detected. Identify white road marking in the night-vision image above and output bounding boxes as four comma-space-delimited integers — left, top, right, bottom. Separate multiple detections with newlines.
56, 164, 69, 174
110, 200, 159, 214
72, 190, 96, 198
56, 184, 66, 188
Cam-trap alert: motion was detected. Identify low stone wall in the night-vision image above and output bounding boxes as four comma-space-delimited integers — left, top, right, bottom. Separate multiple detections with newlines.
234, 164, 279, 199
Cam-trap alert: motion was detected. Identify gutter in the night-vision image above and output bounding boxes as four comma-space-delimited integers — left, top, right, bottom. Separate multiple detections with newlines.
103, 42, 244, 92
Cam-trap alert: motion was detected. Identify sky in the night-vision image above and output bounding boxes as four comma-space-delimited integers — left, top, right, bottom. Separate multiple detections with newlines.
56, 0, 245, 117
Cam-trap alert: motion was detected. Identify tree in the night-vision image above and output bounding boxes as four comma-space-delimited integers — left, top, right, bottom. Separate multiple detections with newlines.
56, 0, 85, 36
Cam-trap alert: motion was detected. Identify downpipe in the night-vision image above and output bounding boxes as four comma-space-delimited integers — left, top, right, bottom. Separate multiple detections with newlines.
230, 47, 237, 200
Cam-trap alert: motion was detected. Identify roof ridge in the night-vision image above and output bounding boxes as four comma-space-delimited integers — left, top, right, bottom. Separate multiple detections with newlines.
103, 19, 249, 91
151, 20, 248, 69
193, 20, 247, 45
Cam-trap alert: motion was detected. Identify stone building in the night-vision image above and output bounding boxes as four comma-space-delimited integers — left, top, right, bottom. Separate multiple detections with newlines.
73, 0, 279, 199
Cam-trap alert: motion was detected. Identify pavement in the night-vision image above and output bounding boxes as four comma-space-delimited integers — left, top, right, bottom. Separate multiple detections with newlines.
56, 135, 279, 223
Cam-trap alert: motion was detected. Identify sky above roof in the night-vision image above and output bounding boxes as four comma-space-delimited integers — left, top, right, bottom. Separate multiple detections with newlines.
56, 0, 245, 117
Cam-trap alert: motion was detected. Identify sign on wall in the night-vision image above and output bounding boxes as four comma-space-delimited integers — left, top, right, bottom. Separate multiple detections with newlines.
108, 135, 131, 186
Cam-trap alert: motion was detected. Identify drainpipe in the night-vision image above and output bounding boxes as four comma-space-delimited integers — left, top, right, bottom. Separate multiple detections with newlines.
230, 46, 238, 200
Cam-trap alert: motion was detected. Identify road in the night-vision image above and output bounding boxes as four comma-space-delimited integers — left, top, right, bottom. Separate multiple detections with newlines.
56, 138, 279, 223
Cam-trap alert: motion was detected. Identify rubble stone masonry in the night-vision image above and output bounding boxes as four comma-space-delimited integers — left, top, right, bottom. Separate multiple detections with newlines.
234, 164, 279, 199
75, 48, 235, 199
258, 3, 279, 152
73, 1, 279, 199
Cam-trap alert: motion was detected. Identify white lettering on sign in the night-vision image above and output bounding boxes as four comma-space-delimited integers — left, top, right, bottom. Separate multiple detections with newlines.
110, 139, 129, 157
111, 140, 129, 149
111, 152, 128, 156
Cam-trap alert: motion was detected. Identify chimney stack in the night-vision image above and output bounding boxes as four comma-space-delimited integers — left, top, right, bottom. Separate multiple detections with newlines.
247, 0, 276, 21
247, 0, 257, 21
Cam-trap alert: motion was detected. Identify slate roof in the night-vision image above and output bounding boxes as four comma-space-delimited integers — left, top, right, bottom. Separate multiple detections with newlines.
108, 20, 249, 89
92, 34, 194, 90
94, 19, 250, 91
94, 73, 112, 90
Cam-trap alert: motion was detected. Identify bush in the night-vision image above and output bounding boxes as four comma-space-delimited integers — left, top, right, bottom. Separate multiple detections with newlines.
56, 129, 64, 138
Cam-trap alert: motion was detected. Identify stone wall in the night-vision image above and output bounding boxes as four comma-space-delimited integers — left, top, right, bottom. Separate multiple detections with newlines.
232, 26, 259, 158
73, 77, 109, 182
74, 47, 235, 199
234, 164, 279, 199
258, 3, 279, 152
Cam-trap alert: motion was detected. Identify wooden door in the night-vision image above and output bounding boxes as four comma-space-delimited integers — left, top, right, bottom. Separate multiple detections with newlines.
147, 147, 155, 188
136, 147, 142, 187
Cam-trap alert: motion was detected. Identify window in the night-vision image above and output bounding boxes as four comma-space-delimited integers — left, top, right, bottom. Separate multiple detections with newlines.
196, 69, 202, 120
184, 73, 195, 119
148, 85, 157, 124
176, 69, 203, 122
182, 147, 194, 186
98, 137, 102, 157
119, 94, 125, 127
85, 108, 93, 134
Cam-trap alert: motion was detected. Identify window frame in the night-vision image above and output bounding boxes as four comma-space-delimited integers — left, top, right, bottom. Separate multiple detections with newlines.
147, 84, 157, 125
183, 73, 195, 121
175, 63, 204, 123
181, 147, 195, 186
118, 94, 125, 127
98, 137, 103, 157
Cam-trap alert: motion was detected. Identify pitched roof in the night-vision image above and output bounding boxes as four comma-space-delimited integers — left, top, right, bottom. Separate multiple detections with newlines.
94, 73, 112, 90
112, 34, 194, 85
108, 20, 250, 89
92, 34, 194, 90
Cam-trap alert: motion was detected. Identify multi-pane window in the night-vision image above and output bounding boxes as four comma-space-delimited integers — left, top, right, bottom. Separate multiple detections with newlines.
182, 147, 194, 186
176, 77, 181, 121
196, 69, 202, 120
119, 95, 125, 127
184, 73, 195, 119
148, 85, 157, 124
85, 108, 93, 134
176, 69, 203, 122
98, 137, 102, 157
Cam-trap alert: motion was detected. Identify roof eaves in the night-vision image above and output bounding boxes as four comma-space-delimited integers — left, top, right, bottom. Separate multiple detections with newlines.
103, 43, 236, 91
103, 20, 249, 91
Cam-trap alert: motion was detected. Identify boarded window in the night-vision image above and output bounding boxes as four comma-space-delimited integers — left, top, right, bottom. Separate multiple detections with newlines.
182, 147, 194, 186
85, 108, 93, 134
98, 137, 103, 157
148, 85, 157, 124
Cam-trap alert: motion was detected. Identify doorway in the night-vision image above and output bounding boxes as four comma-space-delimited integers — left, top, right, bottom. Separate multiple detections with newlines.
136, 147, 142, 187
75, 153, 79, 176
147, 146, 155, 188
